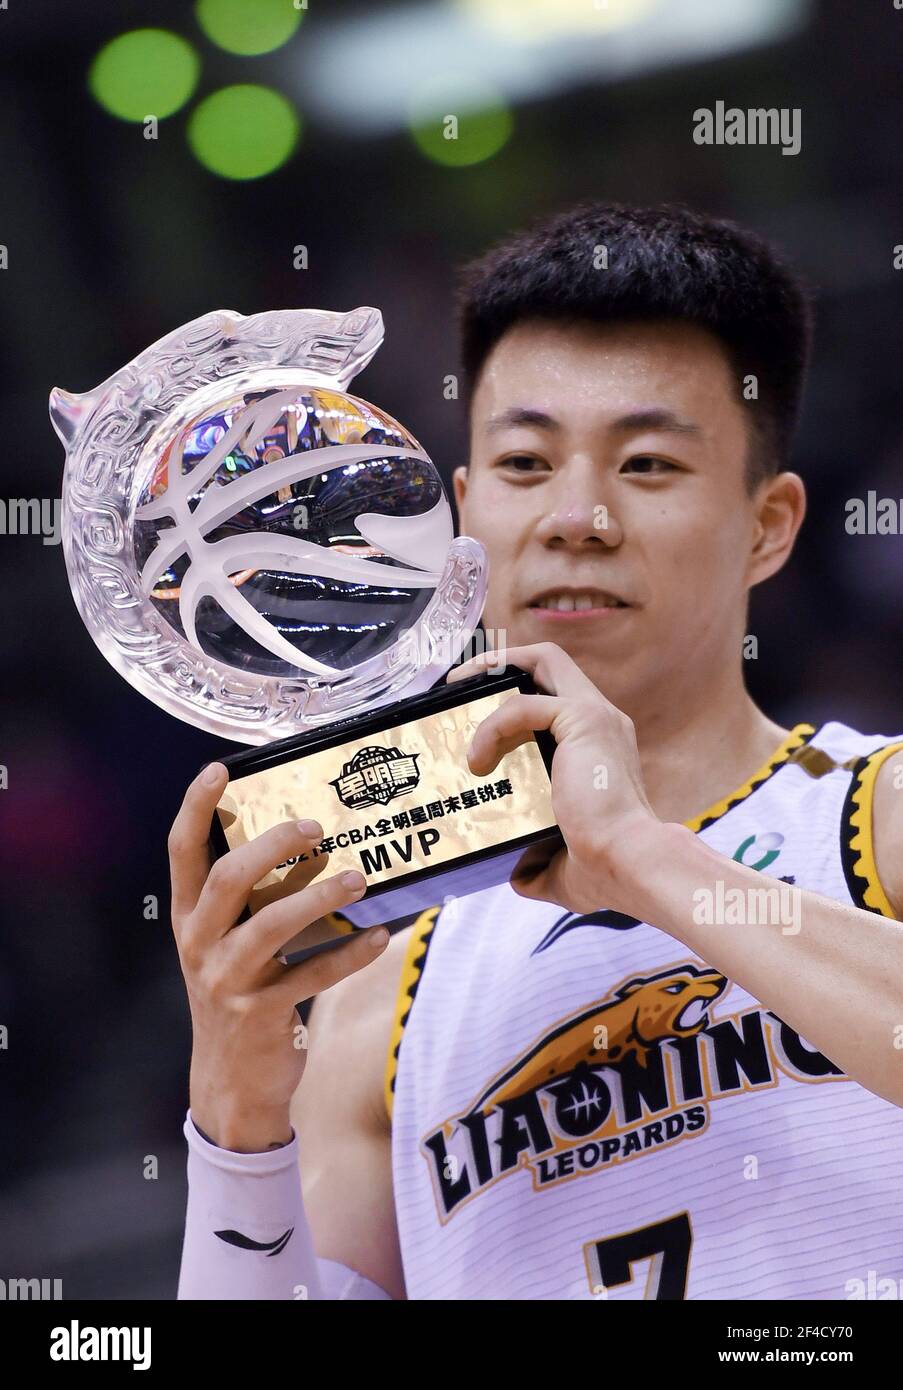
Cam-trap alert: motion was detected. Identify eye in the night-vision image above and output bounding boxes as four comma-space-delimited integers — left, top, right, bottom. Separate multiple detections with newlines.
495, 454, 552, 476
621, 456, 678, 476
663, 983, 686, 994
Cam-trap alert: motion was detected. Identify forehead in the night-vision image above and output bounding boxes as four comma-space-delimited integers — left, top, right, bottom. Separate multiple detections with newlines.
470, 318, 739, 428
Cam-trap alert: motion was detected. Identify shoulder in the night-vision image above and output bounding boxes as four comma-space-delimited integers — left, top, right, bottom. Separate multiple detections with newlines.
861, 740, 903, 919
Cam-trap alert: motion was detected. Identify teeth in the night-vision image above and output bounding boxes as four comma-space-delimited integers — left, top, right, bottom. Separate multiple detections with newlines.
536, 593, 619, 610
677, 999, 707, 1029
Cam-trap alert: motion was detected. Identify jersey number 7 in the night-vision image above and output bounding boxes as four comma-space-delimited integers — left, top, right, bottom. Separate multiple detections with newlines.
585, 1212, 692, 1299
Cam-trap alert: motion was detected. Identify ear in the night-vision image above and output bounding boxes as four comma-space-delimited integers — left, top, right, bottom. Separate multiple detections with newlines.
452, 465, 469, 517
747, 471, 807, 590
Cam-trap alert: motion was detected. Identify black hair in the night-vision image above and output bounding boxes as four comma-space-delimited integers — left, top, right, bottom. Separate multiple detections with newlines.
457, 201, 814, 486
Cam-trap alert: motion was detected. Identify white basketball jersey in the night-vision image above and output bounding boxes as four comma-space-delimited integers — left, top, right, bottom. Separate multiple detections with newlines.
383, 721, 903, 1300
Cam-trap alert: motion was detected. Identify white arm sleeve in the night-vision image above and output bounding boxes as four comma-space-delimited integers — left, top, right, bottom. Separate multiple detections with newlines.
317, 1258, 394, 1300
177, 1110, 392, 1301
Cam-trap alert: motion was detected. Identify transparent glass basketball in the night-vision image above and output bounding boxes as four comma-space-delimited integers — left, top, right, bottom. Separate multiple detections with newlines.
52, 307, 487, 743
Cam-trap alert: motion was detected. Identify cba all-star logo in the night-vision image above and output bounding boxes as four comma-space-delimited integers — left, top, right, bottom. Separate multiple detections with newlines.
330, 745, 420, 809
421, 960, 844, 1221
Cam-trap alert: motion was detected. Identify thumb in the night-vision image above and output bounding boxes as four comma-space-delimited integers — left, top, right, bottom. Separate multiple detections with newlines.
510, 840, 568, 905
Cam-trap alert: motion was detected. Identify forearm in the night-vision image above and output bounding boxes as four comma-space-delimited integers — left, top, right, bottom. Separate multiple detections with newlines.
614, 822, 903, 1107
178, 1110, 323, 1300
178, 1111, 394, 1300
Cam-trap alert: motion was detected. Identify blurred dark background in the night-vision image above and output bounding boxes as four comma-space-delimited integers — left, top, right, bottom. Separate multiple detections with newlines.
1, 0, 902, 1297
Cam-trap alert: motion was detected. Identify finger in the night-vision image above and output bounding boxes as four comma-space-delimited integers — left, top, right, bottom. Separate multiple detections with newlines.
449, 642, 598, 701
246, 849, 333, 916
230, 867, 370, 968
193, 818, 327, 942
512, 843, 602, 915
447, 649, 513, 683
168, 763, 229, 922
271, 921, 390, 1005
467, 693, 560, 775
510, 840, 565, 905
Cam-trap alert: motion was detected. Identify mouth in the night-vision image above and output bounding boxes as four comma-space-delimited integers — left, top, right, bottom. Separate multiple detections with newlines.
525, 587, 633, 620
674, 997, 710, 1030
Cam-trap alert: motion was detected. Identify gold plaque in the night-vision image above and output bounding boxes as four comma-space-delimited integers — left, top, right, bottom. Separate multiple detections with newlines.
210, 666, 560, 955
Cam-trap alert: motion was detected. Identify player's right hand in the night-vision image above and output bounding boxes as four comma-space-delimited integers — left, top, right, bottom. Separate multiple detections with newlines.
168, 762, 389, 1153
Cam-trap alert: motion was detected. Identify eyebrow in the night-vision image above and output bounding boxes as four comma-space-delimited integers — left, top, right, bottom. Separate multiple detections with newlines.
610, 409, 702, 436
484, 407, 560, 433
483, 406, 702, 436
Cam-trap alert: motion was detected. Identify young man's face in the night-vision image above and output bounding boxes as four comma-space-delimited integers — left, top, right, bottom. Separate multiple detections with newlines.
453, 318, 803, 716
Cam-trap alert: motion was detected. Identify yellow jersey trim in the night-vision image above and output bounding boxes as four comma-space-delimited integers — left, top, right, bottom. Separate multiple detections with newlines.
843, 740, 903, 919
322, 910, 356, 938
384, 905, 441, 1122
684, 723, 816, 833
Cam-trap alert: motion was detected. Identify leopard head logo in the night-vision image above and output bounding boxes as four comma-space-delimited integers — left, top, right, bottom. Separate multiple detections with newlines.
475, 965, 728, 1111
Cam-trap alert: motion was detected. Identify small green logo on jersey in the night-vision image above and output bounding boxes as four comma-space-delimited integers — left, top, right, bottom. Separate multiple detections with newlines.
733, 831, 784, 871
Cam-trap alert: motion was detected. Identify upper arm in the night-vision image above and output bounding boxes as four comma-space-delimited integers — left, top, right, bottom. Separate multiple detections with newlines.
290, 926, 412, 1300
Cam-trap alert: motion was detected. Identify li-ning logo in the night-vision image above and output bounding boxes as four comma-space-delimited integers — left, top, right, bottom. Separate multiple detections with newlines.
215, 1227, 293, 1257
331, 745, 420, 809
135, 386, 441, 676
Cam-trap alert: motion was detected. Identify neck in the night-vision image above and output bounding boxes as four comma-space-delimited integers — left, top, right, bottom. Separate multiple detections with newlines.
622, 657, 792, 826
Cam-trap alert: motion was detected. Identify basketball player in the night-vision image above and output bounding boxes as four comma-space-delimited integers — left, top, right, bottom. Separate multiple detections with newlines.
173, 204, 903, 1301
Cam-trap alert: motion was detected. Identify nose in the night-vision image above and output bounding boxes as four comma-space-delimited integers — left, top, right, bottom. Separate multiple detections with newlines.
534, 466, 622, 549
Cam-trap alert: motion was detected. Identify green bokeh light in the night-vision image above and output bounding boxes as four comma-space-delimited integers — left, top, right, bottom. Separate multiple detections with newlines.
89, 29, 200, 122
195, 0, 304, 56
187, 85, 300, 180
409, 79, 513, 167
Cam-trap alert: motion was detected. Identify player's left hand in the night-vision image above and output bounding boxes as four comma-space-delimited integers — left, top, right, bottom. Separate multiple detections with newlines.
447, 642, 659, 914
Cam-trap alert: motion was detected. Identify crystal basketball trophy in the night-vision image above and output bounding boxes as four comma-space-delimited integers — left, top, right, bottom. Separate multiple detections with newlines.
51, 307, 558, 949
